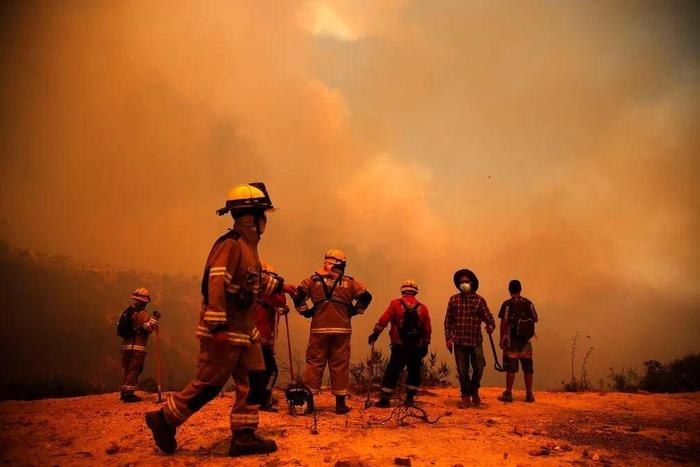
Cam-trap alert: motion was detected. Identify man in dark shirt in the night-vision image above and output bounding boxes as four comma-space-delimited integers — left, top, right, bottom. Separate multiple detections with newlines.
497, 280, 538, 403
444, 268, 495, 408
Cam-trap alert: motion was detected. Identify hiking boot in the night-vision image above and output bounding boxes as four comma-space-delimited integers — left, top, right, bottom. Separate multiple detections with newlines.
145, 409, 177, 454
229, 429, 277, 457
525, 392, 535, 403
121, 392, 143, 403
457, 396, 471, 409
335, 395, 351, 414
375, 395, 391, 408
471, 389, 481, 406
497, 391, 513, 403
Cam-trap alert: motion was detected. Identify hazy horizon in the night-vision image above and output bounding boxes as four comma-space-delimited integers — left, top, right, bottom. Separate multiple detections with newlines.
1, 1, 699, 390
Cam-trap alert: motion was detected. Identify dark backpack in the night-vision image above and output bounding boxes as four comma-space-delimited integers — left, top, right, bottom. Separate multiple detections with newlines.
117, 307, 137, 339
398, 300, 423, 346
508, 299, 535, 340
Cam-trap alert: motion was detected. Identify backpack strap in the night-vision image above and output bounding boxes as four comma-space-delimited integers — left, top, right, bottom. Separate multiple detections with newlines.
399, 299, 421, 313
312, 273, 344, 302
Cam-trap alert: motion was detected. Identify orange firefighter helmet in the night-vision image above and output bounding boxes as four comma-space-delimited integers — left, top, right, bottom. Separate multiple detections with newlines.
131, 287, 151, 303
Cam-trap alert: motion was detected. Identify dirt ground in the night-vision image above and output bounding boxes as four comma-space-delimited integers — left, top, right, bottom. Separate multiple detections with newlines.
0, 387, 699, 466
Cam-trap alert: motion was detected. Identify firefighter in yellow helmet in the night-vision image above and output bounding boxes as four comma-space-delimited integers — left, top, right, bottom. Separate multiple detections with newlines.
293, 249, 373, 414
146, 183, 293, 457
117, 287, 160, 402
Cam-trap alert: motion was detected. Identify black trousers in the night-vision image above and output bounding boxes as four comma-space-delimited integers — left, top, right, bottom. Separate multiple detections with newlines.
246, 345, 278, 405
380, 344, 423, 395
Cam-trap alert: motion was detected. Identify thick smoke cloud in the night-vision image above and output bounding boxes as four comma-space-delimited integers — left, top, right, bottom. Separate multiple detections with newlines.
1, 0, 698, 388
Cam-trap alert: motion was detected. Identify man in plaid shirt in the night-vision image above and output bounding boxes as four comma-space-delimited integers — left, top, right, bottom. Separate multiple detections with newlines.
444, 268, 495, 408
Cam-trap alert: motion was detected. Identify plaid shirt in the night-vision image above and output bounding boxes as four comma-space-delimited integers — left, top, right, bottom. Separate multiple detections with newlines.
444, 292, 495, 346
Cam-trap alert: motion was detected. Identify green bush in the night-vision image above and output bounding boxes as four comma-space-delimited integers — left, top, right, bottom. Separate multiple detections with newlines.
607, 367, 639, 392
639, 354, 700, 393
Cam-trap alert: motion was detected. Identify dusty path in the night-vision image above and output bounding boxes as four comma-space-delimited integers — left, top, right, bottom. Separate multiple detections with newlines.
1, 387, 699, 466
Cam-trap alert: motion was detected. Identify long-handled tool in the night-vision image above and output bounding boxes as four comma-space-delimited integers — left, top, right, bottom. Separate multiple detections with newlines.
487, 333, 505, 373
153, 310, 163, 403
364, 342, 375, 409
283, 314, 314, 415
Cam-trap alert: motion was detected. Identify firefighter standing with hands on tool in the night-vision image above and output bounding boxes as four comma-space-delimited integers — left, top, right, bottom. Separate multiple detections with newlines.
117, 287, 159, 403
369, 279, 432, 407
146, 183, 293, 457
293, 249, 373, 414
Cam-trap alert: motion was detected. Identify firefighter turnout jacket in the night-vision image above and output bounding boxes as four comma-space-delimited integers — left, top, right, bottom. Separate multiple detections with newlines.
121, 308, 159, 353
295, 271, 370, 334
197, 229, 283, 346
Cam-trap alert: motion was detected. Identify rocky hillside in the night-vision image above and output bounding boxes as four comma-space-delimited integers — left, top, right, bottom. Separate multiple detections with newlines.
1, 387, 699, 466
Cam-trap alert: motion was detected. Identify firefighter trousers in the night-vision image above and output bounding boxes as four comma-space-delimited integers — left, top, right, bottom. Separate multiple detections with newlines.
247, 345, 278, 406
162, 339, 262, 432
121, 350, 146, 394
380, 344, 423, 396
303, 333, 351, 396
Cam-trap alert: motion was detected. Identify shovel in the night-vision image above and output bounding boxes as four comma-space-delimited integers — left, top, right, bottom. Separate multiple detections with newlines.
487, 333, 505, 373
153, 310, 163, 403
364, 342, 375, 409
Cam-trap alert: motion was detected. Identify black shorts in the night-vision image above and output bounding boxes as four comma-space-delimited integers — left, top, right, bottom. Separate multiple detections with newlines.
503, 356, 534, 374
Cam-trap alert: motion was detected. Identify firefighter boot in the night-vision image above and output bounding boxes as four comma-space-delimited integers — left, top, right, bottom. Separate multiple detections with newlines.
229, 429, 277, 456
405, 390, 417, 407
145, 409, 177, 454
376, 394, 391, 408
471, 388, 481, 406
335, 395, 351, 414
121, 391, 143, 403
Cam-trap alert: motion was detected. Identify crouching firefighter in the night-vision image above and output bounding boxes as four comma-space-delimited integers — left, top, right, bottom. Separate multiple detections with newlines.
117, 287, 160, 402
369, 280, 432, 407
293, 249, 372, 414
146, 183, 287, 457
246, 261, 290, 413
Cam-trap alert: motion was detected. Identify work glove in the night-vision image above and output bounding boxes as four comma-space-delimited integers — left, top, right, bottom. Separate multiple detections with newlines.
486, 325, 495, 334
368, 331, 380, 345
153, 310, 161, 319
445, 339, 453, 354
419, 346, 429, 358
283, 284, 298, 298
301, 307, 316, 318
276, 305, 290, 316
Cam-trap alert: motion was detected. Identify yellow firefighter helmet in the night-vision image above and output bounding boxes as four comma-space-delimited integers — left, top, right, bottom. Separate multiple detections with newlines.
216, 182, 274, 216
400, 279, 419, 295
324, 249, 347, 267
131, 287, 151, 303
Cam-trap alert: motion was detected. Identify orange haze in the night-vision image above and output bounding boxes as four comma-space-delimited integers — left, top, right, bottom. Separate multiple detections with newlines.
1, 1, 699, 389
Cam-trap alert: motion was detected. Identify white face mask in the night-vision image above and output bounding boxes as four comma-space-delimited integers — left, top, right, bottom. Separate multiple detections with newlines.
459, 283, 472, 293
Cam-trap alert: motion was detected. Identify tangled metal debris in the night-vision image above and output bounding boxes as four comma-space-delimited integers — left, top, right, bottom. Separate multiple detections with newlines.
310, 412, 320, 435
366, 404, 452, 427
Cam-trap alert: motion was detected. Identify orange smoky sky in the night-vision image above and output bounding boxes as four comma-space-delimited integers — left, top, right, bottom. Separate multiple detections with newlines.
1, 0, 699, 388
